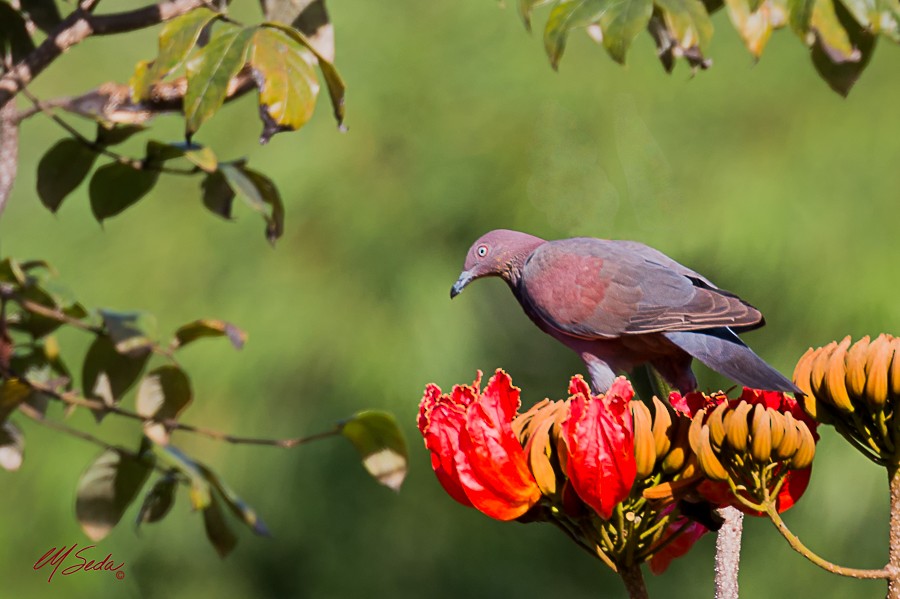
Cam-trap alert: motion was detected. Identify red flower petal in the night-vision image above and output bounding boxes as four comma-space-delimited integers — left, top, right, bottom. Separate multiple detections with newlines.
456, 370, 541, 520
562, 375, 637, 520
418, 382, 474, 507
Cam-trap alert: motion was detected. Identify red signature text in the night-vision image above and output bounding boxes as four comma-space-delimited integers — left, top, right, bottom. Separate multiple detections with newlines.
33, 544, 125, 582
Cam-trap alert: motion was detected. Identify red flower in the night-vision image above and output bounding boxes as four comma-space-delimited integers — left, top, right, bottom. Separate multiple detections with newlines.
417, 370, 541, 521
670, 386, 816, 514
649, 518, 710, 575
561, 376, 637, 520
736, 387, 817, 513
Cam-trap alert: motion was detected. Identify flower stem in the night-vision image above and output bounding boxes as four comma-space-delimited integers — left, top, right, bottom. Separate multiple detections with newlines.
765, 503, 889, 579
714, 506, 743, 599
618, 563, 649, 599
887, 467, 900, 598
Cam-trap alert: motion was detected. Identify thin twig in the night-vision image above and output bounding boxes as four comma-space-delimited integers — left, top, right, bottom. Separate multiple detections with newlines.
20, 89, 196, 175
764, 503, 892, 579
0, 0, 210, 109
19, 401, 121, 452
26, 377, 342, 448
14, 70, 257, 126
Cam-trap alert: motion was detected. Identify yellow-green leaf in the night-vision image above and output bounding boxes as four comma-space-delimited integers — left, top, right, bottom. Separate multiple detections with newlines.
262, 23, 345, 127
519, 0, 556, 30
250, 27, 320, 143
725, 0, 776, 56
340, 411, 408, 492
184, 26, 256, 137
600, 0, 654, 63
543, 0, 609, 69
655, 0, 714, 51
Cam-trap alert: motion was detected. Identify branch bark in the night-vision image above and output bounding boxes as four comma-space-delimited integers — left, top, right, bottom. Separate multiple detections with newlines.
888, 467, 900, 598
0, 101, 18, 217
0, 0, 208, 109
16, 69, 256, 126
714, 506, 743, 599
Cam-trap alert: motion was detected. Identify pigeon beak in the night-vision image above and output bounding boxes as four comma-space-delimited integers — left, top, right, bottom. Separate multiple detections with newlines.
450, 270, 475, 299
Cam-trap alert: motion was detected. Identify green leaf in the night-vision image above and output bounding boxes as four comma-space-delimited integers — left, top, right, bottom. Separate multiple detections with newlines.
655, 0, 715, 51
250, 27, 320, 143
197, 464, 271, 536
0, 422, 24, 472
131, 8, 222, 101
725, 0, 776, 56
340, 411, 408, 491
219, 163, 285, 243
184, 25, 256, 138
0, 257, 26, 285
136, 473, 178, 527
201, 170, 236, 219
203, 493, 238, 558
20, 0, 62, 33
875, 0, 900, 41
0, 4, 36, 64
519, 0, 556, 30
129, 60, 155, 103
811, 0, 876, 95
96, 123, 146, 147
99, 309, 156, 358
81, 335, 150, 419
9, 284, 79, 339
543, 0, 608, 69
263, 23, 345, 127
789, 0, 817, 34
0, 379, 31, 424
36, 139, 98, 213
810, 0, 857, 57
155, 444, 211, 509
837, 0, 875, 27
261, 0, 335, 60
136, 366, 193, 445
89, 163, 159, 223
156, 7, 222, 70
173, 319, 247, 350
145, 140, 217, 172
75, 449, 154, 541
600, 0, 654, 63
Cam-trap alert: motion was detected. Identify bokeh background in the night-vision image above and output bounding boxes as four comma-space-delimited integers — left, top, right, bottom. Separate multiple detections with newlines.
2, 1, 899, 597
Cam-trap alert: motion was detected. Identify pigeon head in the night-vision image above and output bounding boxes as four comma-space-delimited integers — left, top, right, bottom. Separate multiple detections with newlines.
451, 229, 545, 298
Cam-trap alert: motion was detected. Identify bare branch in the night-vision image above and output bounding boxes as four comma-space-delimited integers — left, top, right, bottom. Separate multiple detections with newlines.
0, 0, 209, 109
25, 377, 341, 449
0, 101, 18, 217
16, 68, 256, 126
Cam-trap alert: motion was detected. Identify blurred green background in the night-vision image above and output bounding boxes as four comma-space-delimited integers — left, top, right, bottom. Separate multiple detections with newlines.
2, 1, 899, 597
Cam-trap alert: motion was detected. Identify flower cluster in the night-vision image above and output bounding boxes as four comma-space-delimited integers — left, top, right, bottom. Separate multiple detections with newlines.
671, 388, 818, 513
417, 370, 817, 574
794, 334, 900, 465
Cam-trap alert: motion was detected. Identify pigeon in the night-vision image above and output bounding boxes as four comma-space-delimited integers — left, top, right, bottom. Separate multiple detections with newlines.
450, 229, 800, 394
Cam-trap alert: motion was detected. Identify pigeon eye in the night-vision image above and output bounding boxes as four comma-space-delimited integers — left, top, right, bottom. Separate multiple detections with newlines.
476, 245, 488, 258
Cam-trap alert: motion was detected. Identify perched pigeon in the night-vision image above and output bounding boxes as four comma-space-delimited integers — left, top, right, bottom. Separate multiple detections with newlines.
451, 229, 800, 394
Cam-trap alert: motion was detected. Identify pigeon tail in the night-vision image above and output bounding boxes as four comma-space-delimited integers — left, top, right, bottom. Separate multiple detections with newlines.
663, 328, 802, 394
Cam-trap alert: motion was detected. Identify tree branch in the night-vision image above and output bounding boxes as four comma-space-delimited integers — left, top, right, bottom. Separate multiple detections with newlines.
25, 377, 341, 448
714, 506, 743, 599
15, 69, 256, 126
0, 100, 18, 217
765, 503, 893, 579
0, 0, 209, 109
